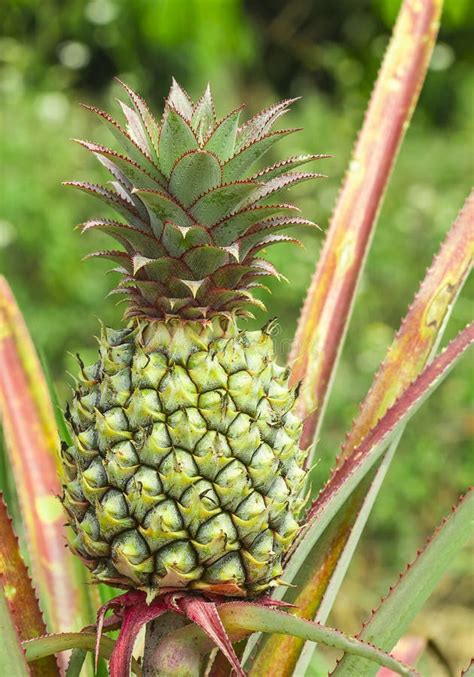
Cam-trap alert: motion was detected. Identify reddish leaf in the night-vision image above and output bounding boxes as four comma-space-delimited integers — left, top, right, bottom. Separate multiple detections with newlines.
302, 323, 473, 530
0, 583, 30, 675
275, 322, 473, 622
0, 279, 95, 652
289, 0, 443, 456
0, 496, 58, 676
273, 192, 473, 675
109, 598, 168, 677
180, 598, 245, 677
342, 190, 473, 458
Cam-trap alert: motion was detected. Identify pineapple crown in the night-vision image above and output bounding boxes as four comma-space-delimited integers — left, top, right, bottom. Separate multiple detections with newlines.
66, 78, 326, 321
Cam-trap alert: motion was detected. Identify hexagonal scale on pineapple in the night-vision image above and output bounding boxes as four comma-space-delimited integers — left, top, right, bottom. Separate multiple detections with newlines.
139, 499, 187, 551
70, 396, 97, 428
247, 530, 276, 561
96, 489, 135, 538
226, 413, 261, 464
241, 548, 276, 583
228, 369, 265, 416
105, 441, 140, 489
187, 350, 228, 391
267, 378, 295, 413
158, 449, 200, 499
76, 509, 110, 558
154, 540, 198, 578
99, 336, 134, 374
158, 365, 198, 413
76, 426, 99, 452
213, 459, 252, 511
198, 390, 237, 432
98, 369, 131, 409
179, 481, 220, 533
213, 337, 247, 373
62, 480, 88, 520
166, 407, 207, 451
69, 439, 98, 469
135, 422, 172, 468
266, 475, 291, 505
95, 408, 133, 453
131, 348, 168, 388
248, 443, 280, 492
125, 467, 165, 522
235, 491, 268, 523
202, 551, 246, 587
80, 457, 109, 502
124, 388, 163, 428
111, 530, 154, 585
192, 435, 233, 480
269, 510, 299, 542
192, 534, 239, 567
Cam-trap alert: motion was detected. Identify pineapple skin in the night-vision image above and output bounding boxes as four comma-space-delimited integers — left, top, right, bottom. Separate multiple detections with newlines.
62, 317, 306, 597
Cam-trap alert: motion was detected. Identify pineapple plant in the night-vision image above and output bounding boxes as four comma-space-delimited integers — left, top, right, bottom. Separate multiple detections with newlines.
0, 1, 472, 675
61, 80, 325, 599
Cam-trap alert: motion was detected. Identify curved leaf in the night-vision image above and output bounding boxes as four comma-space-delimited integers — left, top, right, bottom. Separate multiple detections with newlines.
0, 495, 58, 675
342, 191, 473, 457
285, 324, 473, 581
289, 0, 444, 456
292, 191, 474, 673
22, 632, 142, 676
0, 583, 30, 675
333, 489, 473, 676
153, 603, 419, 677
0, 279, 96, 646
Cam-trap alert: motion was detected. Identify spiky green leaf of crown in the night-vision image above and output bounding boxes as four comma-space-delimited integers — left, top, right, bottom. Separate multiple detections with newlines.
65, 78, 325, 320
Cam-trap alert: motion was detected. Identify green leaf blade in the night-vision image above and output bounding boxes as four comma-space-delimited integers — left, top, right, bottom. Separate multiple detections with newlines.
283, 323, 474, 595
293, 190, 474, 673
0, 279, 97, 647
288, 0, 444, 458
0, 584, 31, 675
0, 495, 58, 675
333, 489, 474, 676
159, 107, 198, 177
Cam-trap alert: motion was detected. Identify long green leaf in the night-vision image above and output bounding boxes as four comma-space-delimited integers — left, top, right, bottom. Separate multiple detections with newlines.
333, 489, 474, 676
294, 193, 473, 673
280, 323, 473, 595
22, 631, 142, 675
342, 191, 473, 457
0, 583, 30, 675
66, 649, 88, 677
288, 0, 443, 456
153, 603, 419, 677
242, 322, 473, 670
0, 278, 96, 643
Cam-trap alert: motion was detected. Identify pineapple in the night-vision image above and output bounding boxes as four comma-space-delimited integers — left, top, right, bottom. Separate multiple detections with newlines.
61, 79, 323, 598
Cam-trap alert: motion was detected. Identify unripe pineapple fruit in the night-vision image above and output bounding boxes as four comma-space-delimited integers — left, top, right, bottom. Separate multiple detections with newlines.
62, 79, 324, 597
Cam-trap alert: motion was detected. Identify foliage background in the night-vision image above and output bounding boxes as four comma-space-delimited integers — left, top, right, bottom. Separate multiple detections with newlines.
1, 0, 472, 671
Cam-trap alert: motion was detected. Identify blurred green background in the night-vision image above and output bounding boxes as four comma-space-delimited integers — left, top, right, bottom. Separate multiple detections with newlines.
1, 0, 473, 672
